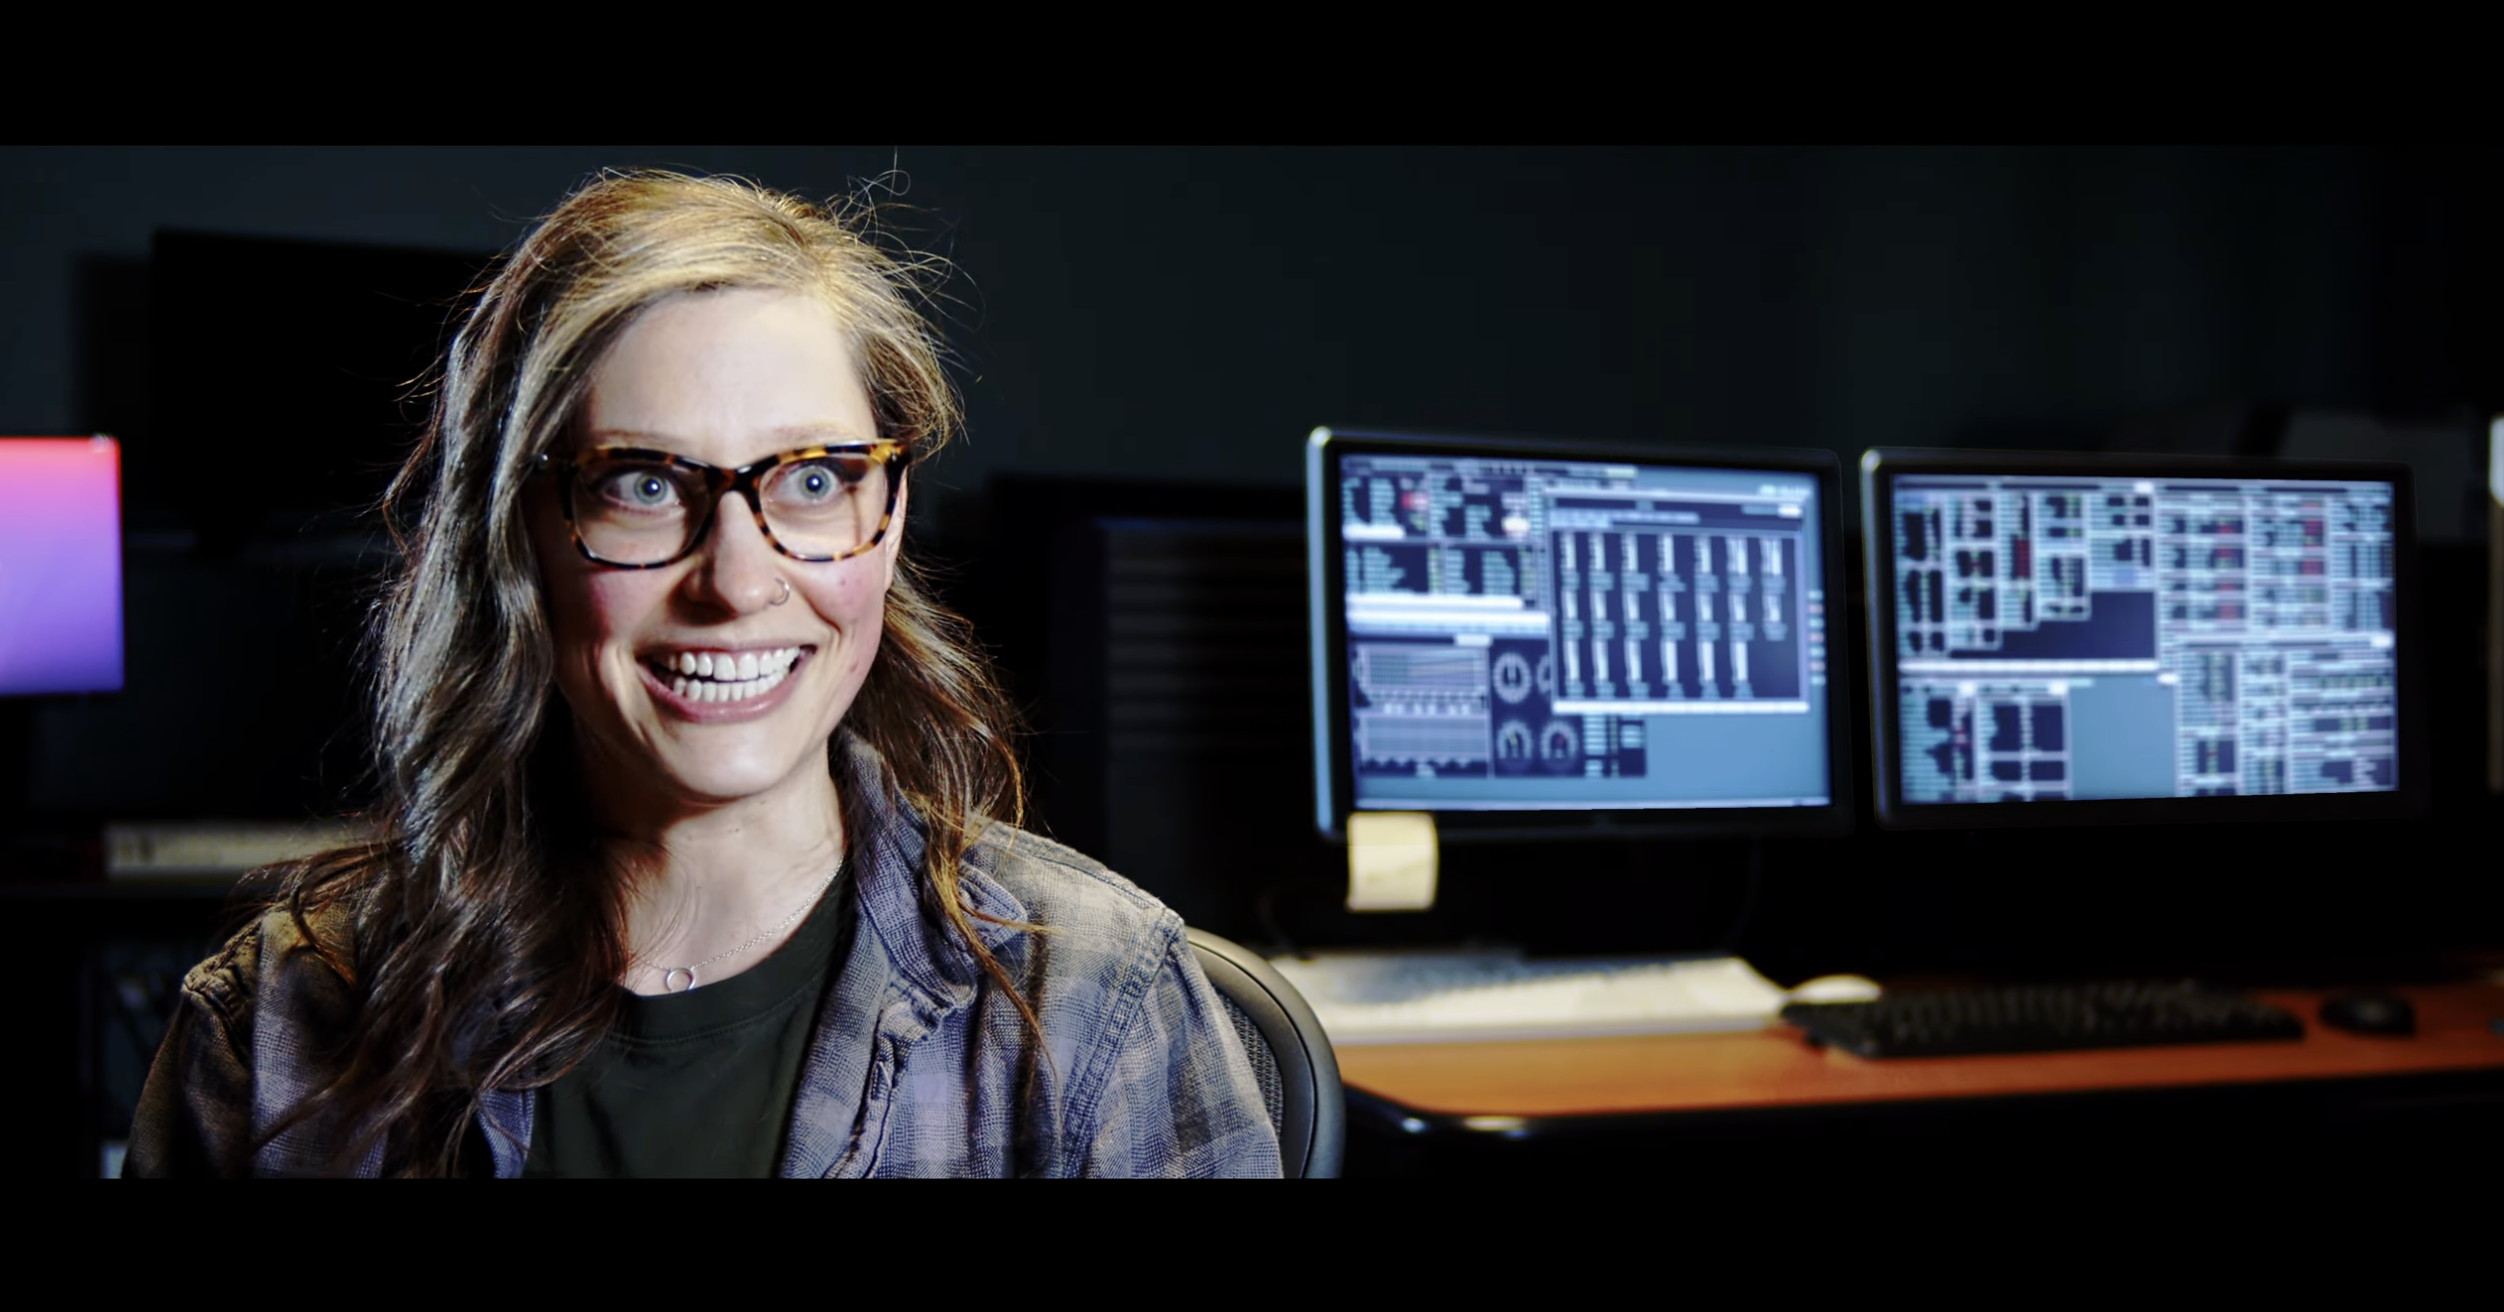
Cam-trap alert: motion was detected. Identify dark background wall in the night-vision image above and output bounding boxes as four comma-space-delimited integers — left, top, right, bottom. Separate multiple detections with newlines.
10, 145, 2498, 532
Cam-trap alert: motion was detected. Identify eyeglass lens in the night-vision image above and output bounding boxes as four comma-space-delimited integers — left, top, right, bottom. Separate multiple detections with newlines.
569, 452, 889, 564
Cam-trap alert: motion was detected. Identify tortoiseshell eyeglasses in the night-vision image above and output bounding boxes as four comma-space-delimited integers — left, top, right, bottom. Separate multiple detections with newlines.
535, 441, 910, 569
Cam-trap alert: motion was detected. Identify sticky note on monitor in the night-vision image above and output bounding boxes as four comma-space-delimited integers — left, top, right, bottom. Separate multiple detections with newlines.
1347, 810, 1437, 912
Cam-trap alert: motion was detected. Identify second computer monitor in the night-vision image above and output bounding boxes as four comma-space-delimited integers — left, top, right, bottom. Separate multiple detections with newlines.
1308, 428, 1852, 839
1863, 448, 2425, 827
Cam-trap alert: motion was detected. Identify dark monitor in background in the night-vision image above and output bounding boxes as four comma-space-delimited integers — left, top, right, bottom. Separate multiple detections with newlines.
1862, 448, 2427, 827
1308, 428, 1853, 841
0, 437, 123, 697
20, 234, 493, 828
977, 474, 1317, 941
141, 232, 494, 550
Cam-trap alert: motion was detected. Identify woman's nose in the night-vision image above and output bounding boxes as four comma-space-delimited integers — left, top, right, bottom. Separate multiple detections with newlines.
684, 493, 785, 614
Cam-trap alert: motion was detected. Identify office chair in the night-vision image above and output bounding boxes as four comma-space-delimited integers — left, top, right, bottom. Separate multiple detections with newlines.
1186, 927, 1345, 1178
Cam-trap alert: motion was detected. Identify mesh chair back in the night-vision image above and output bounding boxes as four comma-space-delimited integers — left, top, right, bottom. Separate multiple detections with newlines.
1186, 927, 1344, 1178
1216, 995, 1287, 1133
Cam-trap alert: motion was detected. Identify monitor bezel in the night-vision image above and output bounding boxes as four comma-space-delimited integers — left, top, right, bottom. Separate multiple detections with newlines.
1861, 446, 2429, 829
1308, 426, 1855, 843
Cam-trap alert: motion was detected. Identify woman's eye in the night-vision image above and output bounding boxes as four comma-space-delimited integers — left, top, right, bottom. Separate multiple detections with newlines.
597, 468, 680, 509
782, 462, 854, 501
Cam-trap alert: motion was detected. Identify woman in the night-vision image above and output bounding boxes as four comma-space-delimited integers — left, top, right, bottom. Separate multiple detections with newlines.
128, 171, 1282, 1177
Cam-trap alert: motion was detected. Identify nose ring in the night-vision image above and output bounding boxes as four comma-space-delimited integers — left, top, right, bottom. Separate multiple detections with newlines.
768, 577, 791, 607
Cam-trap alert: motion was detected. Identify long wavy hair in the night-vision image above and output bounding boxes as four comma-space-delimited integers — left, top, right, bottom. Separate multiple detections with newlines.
271, 170, 1026, 1175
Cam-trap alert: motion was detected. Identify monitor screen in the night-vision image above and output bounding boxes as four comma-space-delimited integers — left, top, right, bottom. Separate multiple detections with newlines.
1308, 428, 1850, 838
0, 436, 124, 697
1863, 449, 2424, 826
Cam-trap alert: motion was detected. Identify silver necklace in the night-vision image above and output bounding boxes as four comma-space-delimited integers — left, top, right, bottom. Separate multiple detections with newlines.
648, 860, 842, 993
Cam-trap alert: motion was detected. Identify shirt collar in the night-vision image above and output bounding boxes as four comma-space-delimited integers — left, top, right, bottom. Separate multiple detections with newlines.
832, 731, 1029, 1016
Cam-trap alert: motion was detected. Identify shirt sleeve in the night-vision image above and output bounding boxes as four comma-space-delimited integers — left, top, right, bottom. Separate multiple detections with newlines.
1076, 930, 1285, 1179
124, 972, 258, 1178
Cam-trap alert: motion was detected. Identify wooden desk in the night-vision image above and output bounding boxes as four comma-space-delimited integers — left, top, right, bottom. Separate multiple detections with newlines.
1334, 983, 2504, 1172
1339, 983, 2504, 1116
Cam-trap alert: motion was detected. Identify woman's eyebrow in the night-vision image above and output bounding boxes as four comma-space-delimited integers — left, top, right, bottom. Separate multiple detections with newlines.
577, 428, 683, 452
581, 425, 877, 450
765, 424, 879, 447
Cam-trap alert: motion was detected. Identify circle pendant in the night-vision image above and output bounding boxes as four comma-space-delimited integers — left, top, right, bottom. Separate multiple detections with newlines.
663, 967, 697, 993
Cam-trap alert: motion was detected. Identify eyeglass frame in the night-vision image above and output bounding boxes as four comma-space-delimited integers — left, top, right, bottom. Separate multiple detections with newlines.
534, 439, 912, 569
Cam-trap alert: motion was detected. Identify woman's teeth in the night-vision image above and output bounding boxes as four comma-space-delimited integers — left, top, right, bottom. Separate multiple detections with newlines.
658, 647, 803, 704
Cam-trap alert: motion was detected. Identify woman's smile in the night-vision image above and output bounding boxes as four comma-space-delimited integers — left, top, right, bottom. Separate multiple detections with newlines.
637, 643, 815, 717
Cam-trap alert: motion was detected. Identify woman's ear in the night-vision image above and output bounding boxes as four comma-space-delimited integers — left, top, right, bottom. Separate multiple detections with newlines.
880, 471, 909, 591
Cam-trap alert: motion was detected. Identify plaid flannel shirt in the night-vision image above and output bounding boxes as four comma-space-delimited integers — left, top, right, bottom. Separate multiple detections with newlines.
127, 735, 1282, 1178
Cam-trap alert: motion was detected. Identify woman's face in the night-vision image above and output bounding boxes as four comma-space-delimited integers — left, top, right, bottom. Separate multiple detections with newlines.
527, 287, 903, 813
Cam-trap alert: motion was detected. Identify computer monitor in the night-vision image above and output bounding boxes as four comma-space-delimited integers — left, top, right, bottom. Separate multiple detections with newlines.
0, 436, 124, 697
1307, 428, 1852, 840
1862, 448, 2427, 827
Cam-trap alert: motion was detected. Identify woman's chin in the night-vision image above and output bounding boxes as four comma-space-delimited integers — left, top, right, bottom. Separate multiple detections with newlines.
606, 714, 830, 808
651, 749, 821, 808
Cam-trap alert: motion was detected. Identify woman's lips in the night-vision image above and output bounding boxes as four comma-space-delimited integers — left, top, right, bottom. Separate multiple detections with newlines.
640, 647, 813, 721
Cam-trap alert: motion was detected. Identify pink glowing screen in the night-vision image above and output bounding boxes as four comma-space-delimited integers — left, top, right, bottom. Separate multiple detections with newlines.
0, 437, 124, 695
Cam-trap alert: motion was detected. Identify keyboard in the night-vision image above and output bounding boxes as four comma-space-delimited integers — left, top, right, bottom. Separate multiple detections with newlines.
1779, 981, 2305, 1058
1267, 950, 1790, 1045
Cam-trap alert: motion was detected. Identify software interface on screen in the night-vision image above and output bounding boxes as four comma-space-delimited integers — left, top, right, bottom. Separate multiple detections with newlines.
1886, 472, 2398, 804
1337, 451, 1832, 812
0, 437, 124, 696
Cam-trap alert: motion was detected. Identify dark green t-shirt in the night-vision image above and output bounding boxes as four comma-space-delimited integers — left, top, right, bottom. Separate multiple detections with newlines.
526, 880, 848, 1178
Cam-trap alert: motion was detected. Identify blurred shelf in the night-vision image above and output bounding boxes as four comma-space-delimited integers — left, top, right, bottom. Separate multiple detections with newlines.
0, 879, 247, 902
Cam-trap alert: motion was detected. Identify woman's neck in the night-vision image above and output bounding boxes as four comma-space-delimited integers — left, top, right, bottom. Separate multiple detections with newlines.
580, 739, 848, 996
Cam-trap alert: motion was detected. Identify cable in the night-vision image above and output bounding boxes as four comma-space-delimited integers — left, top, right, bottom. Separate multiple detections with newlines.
1714, 835, 1766, 955
1255, 880, 1309, 961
